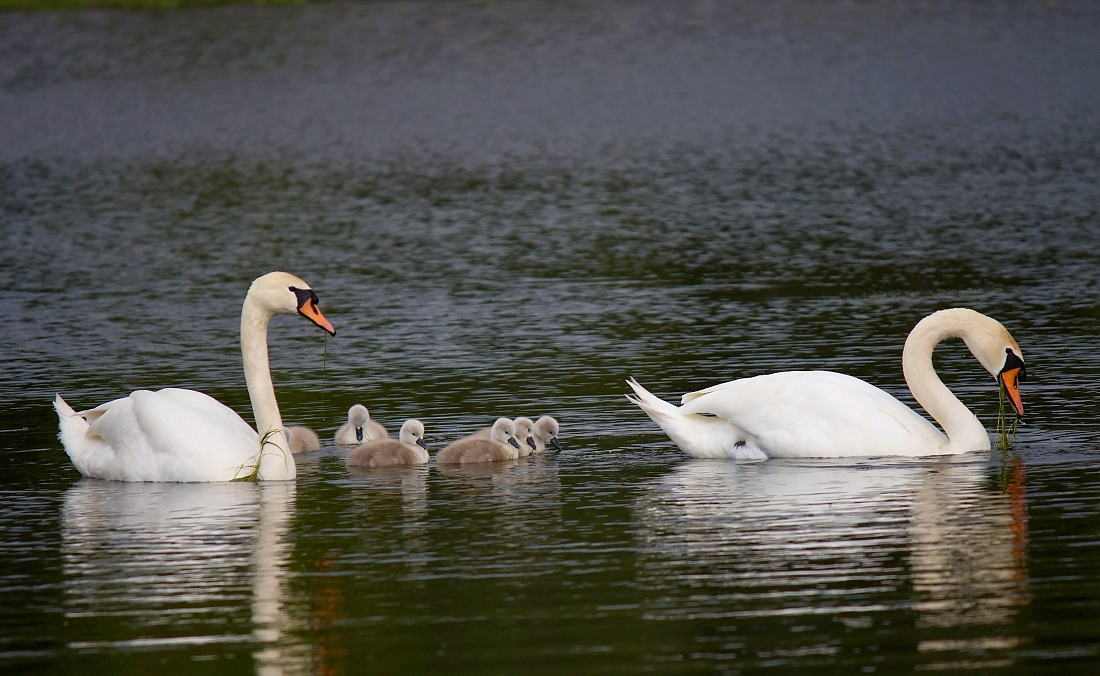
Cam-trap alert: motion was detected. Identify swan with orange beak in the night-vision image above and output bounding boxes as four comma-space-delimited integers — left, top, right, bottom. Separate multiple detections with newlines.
628, 308, 1027, 458
55, 272, 336, 482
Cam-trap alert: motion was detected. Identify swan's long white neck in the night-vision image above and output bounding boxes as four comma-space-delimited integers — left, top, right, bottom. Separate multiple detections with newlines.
902, 310, 991, 453
241, 294, 297, 480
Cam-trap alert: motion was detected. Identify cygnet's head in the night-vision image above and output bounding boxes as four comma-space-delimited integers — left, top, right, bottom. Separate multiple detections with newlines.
347, 404, 371, 441
247, 271, 335, 335
399, 419, 427, 449
490, 418, 521, 449
513, 417, 536, 450
534, 416, 561, 451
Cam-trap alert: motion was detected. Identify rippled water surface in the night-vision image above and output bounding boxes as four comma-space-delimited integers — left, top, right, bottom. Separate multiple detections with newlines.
2, 1, 1099, 673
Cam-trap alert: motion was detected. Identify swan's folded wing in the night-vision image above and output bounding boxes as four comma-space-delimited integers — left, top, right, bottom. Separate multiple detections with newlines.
155, 388, 259, 441
679, 371, 946, 457
84, 389, 260, 481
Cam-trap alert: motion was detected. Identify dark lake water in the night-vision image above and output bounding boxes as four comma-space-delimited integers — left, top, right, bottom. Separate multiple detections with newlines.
2, 0, 1099, 673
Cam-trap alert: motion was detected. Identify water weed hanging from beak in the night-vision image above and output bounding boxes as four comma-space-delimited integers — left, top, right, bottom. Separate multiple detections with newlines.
996, 378, 1020, 451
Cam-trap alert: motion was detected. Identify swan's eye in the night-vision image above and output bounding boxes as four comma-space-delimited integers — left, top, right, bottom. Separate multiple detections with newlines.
289, 286, 320, 311
1002, 348, 1027, 382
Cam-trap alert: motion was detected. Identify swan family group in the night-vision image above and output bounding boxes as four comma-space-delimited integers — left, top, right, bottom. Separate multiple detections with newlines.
54, 271, 1027, 483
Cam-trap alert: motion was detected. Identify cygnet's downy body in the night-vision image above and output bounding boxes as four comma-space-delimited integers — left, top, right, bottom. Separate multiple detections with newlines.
346, 419, 428, 467
286, 425, 321, 453
335, 404, 389, 445
436, 418, 521, 464
473, 417, 536, 456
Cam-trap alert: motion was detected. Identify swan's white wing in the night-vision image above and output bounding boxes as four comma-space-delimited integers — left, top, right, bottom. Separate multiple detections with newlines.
69, 389, 260, 481
680, 371, 948, 458
154, 388, 260, 441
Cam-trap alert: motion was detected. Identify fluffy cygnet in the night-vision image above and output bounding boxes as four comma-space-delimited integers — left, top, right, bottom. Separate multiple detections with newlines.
436, 418, 521, 464
346, 419, 428, 468
512, 417, 538, 457
286, 425, 321, 453
532, 416, 561, 453
334, 404, 389, 445
472, 417, 536, 456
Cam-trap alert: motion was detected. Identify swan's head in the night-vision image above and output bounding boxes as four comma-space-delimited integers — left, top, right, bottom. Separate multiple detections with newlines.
534, 415, 562, 451
514, 417, 536, 450
490, 418, 521, 449
399, 419, 427, 449
248, 272, 336, 336
951, 309, 1027, 417
348, 404, 370, 442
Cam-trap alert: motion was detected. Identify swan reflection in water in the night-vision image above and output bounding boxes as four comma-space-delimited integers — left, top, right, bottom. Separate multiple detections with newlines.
634, 455, 1029, 666
61, 480, 305, 674
910, 457, 1029, 626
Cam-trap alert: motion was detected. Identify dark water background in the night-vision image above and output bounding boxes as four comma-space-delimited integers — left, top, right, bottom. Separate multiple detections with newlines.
1, 1, 1099, 673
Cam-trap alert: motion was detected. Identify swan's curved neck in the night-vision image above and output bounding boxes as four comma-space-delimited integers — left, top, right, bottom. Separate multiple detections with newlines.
902, 313, 990, 452
241, 295, 296, 480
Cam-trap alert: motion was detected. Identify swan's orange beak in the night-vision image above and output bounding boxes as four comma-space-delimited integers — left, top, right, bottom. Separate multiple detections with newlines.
290, 286, 336, 336
299, 301, 335, 336
1000, 367, 1024, 417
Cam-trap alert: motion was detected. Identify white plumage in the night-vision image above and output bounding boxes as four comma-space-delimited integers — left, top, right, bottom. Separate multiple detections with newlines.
54, 271, 336, 482
627, 308, 1026, 459
55, 389, 261, 482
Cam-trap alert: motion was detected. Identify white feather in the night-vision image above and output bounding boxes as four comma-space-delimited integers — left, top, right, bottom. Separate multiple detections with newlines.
679, 371, 946, 458
626, 378, 767, 460
54, 271, 334, 482
626, 309, 1024, 459
57, 391, 261, 482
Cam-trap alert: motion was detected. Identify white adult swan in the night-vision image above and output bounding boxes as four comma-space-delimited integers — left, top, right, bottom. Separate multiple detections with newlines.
53, 272, 336, 481
626, 308, 1026, 458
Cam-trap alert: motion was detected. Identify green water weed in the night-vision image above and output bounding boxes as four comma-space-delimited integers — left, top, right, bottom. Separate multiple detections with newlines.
320, 333, 327, 424
232, 428, 282, 482
995, 378, 1019, 452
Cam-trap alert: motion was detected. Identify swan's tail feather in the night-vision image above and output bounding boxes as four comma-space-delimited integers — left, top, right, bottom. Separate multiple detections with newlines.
72, 407, 107, 423
626, 378, 699, 453
625, 377, 681, 421
54, 394, 91, 461
626, 378, 757, 459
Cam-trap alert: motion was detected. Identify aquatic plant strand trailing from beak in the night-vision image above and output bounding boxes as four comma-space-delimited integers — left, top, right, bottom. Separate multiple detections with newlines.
996, 378, 1019, 451
321, 333, 328, 423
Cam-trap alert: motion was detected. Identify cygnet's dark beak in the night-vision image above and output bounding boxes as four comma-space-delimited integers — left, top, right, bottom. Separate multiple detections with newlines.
509, 437, 520, 449
356, 427, 364, 442
526, 436, 535, 449
417, 438, 427, 449
551, 437, 562, 452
